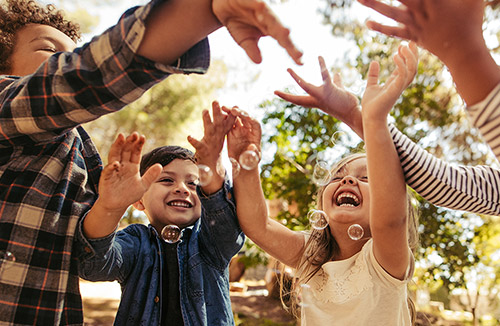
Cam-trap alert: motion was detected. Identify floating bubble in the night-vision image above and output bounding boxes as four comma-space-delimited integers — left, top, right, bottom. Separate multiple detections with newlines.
197, 164, 213, 187
312, 161, 331, 186
299, 283, 313, 308
347, 224, 364, 241
229, 157, 241, 178
239, 150, 260, 170
0, 250, 16, 268
307, 209, 328, 230
161, 225, 181, 244
216, 160, 226, 178
330, 131, 346, 147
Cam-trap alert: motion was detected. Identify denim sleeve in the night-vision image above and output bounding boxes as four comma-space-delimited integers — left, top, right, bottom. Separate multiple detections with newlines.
0, 0, 210, 146
75, 216, 139, 283
197, 179, 245, 269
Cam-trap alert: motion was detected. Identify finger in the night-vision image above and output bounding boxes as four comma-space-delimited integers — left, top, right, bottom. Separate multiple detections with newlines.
366, 21, 412, 41
333, 72, 344, 88
130, 134, 146, 164
211, 101, 223, 123
238, 36, 263, 64
122, 132, 139, 163
274, 90, 318, 108
187, 135, 203, 151
142, 163, 163, 189
286, 68, 322, 99
108, 133, 125, 164
201, 109, 213, 134
357, 0, 413, 25
366, 61, 380, 87
318, 56, 332, 84
101, 161, 121, 181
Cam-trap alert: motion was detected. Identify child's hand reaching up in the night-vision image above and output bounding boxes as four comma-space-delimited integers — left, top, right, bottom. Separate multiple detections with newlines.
223, 107, 262, 171
188, 101, 237, 194
83, 133, 162, 239
361, 42, 418, 122
275, 56, 363, 138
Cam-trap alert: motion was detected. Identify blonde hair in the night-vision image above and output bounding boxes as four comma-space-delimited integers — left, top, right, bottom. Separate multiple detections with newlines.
281, 153, 419, 324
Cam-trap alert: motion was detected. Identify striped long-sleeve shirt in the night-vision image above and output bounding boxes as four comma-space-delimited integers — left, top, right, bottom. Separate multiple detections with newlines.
390, 84, 500, 216
0, 1, 210, 325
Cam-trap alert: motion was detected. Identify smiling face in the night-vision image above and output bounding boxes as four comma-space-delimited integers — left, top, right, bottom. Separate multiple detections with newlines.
135, 159, 202, 233
321, 156, 370, 233
9, 23, 76, 76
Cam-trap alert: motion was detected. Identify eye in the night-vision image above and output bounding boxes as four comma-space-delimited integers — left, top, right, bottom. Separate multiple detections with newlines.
159, 178, 174, 184
330, 177, 342, 183
188, 181, 198, 189
358, 176, 368, 182
42, 48, 56, 53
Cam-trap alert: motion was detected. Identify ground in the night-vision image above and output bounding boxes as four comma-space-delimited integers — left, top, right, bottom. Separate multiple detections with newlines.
81, 279, 296, 326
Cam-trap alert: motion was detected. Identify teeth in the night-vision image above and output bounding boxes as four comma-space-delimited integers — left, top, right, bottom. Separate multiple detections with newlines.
336, 193, 360, 206
168, 201, 191, 208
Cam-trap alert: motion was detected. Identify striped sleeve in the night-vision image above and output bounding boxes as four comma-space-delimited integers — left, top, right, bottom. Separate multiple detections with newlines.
389, 124, 500, 215
467, 83, 500, 159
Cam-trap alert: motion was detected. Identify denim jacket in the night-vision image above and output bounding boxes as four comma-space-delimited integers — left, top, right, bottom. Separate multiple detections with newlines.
76, 181, 244, 325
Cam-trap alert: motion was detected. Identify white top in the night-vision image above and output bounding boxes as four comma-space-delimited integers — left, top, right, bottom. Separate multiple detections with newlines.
301, 239, 413, 326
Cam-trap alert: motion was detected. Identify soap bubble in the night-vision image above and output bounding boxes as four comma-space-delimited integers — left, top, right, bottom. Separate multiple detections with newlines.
0, 250, 16, 268
312, 161, 331, 186
216, 160, 226, 178
239, 150, 260, 170
197, 164, 213, 186
161, 225, 181, 244
347, 224, 364, 241
299, 284, 313, 308
307, 209, 328, 230
230, 157, 241, 178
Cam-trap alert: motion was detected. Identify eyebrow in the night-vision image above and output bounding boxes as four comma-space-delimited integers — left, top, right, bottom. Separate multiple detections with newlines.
29, 36, 59, 44
160, 170, 198, 179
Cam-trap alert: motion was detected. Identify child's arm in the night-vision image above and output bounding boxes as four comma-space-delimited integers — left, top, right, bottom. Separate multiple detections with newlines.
138, 0, 302, 65
187, 101, 236, 195
82, 133, 162, 239
361, 43, 418, 280
226, 108, 306, 268
358, 0, 500, 106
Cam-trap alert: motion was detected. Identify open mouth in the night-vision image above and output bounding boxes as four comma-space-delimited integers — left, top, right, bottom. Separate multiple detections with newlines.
335, 192, 360, 207
167, 200, 193, 208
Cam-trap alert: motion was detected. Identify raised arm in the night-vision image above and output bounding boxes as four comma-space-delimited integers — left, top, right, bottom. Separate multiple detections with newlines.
226, 107, 305, 267
357, 0, 500, 106
82, 133, 162, 239
361, 43, 418, 279
139, 0, 303, 65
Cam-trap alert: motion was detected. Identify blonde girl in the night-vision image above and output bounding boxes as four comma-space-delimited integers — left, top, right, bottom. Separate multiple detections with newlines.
226, 42, 420, 325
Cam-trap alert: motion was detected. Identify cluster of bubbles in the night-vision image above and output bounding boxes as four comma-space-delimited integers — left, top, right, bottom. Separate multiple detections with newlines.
298, 283, 313, 308
307, 208, 365, 241
0, 250, 16, 268
161, 225, 181, 244
197, 150, 260, 185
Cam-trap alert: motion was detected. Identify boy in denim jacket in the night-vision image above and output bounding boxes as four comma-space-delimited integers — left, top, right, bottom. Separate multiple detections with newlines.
77, 102, 244, 325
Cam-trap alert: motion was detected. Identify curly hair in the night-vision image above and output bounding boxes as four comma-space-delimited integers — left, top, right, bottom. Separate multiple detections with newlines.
0, 0, 80, 73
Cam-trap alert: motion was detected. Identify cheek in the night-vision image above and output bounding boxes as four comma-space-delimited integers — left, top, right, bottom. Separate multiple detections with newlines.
321, 184, 336, 208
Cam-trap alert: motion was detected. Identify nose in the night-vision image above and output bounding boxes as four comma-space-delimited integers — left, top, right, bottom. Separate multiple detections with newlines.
174, 182, 190, 194
341, 175, 357, 185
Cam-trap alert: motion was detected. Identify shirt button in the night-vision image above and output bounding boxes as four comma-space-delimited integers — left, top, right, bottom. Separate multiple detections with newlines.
84, 247, 92, 253
226, 192, 232, 200
154, 296, 160, 303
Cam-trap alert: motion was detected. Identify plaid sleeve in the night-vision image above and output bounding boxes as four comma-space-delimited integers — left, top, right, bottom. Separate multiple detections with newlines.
467, 82, 500, 160
0, 0, 210, 146
389, 124, 500, 215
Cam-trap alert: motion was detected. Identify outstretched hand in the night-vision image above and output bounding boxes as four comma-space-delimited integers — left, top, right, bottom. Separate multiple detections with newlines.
275, 56, 363, 138
357, 0, 484, 63
98, 133, 162, 215
212, 0, 303, 65
361, 42, 418, 121
224, 107, 262, 168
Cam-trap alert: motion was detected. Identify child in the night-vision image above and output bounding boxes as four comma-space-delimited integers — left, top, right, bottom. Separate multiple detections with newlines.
0, 0, 302, 324
77, 101, 244, 325
227, 43, 420, 324
276, 41, 500, 217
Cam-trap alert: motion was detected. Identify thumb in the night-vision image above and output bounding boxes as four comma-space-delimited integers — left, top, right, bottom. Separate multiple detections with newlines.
141, 163, 162, 189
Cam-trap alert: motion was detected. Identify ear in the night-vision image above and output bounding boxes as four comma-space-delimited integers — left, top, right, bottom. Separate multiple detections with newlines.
133, 200, 145, 211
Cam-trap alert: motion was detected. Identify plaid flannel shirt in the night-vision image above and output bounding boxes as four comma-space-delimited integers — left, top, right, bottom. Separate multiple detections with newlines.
0, 1, 210, 324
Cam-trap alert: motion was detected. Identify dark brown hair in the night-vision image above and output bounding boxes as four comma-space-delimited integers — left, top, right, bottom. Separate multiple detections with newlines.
0, 0, 80, 73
